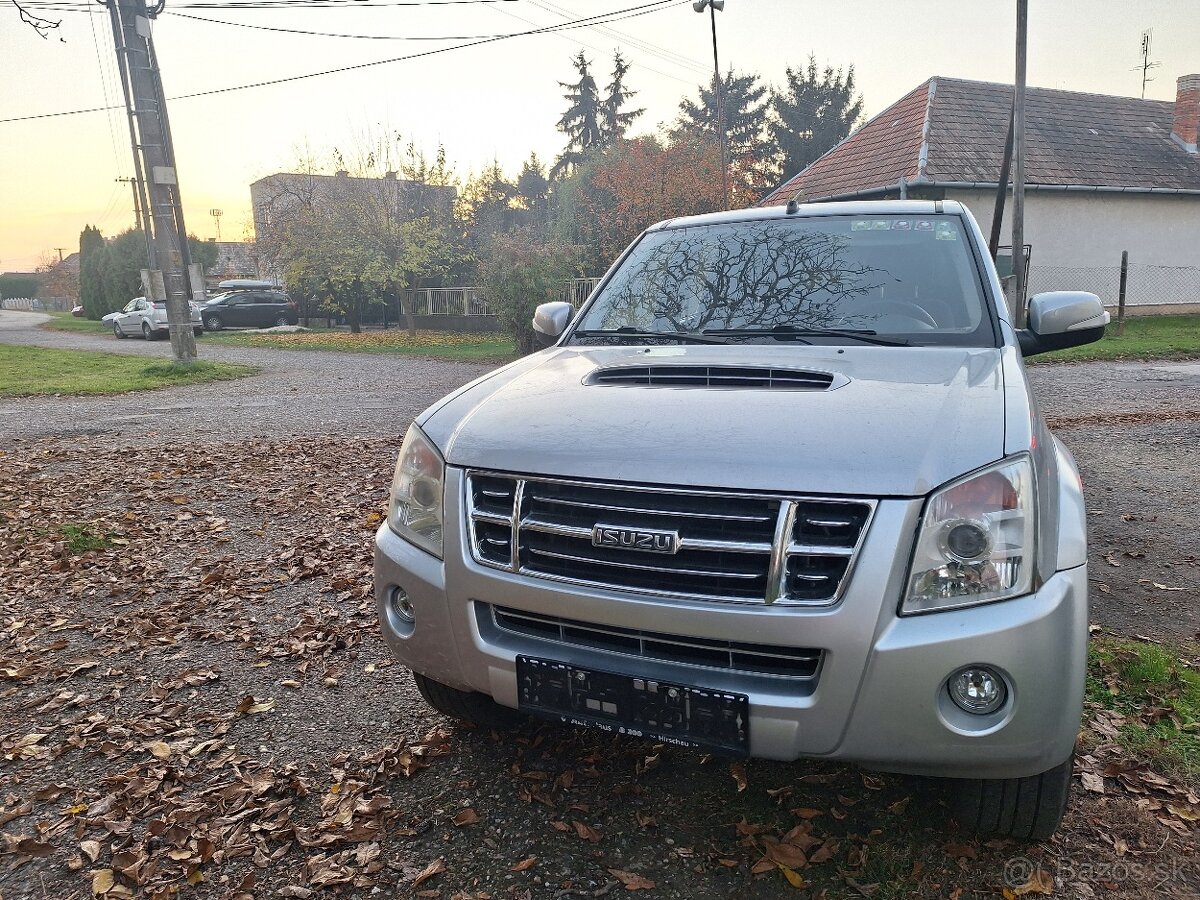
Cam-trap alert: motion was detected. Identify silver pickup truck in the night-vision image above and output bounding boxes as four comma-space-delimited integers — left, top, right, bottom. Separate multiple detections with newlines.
374, 200, 1108, 840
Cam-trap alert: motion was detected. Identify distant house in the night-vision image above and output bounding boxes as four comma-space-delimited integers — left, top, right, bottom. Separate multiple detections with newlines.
762, 74, 1200, 309
203, 240, 263, 289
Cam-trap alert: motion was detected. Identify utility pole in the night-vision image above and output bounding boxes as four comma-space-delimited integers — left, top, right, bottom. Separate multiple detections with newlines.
1011, 0, 1028, 325
53, 248, 66, 263
106, 0, 197, 364
693, 0, 729, 209
116, 176, 146, 233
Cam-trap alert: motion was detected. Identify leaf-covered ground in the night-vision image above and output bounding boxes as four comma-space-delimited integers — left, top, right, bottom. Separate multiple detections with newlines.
2, 437, 1197, 900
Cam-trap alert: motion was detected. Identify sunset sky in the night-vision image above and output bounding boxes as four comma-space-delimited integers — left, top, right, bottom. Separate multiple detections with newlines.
2, 0, 1197, 271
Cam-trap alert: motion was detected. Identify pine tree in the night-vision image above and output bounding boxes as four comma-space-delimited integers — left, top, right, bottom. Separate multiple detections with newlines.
769, 57, 864, 182
601, 51, 644, 142
675, 68, 769, 157
551, 51, 604, 180
516, 153, 550, 225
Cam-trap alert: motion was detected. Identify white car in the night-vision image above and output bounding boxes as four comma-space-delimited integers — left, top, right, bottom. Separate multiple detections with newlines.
103, 297, 204, 340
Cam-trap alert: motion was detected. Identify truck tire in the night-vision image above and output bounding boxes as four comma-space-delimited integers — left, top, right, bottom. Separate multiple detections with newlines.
946, 753, 1074, 841
412, 672, 522, 729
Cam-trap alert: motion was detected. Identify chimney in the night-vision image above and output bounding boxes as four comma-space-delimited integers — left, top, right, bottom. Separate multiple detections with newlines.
384, 170, 397, 180
1172, 74, 1200, 154
334, 169, 349, 177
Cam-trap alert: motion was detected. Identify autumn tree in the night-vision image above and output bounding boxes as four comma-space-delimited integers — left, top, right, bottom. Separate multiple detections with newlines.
556, 135, 724, 272
259, 138, 463, 335
477, 230, 582, 354
769, 57, 864, 182
36, 252, 80, 304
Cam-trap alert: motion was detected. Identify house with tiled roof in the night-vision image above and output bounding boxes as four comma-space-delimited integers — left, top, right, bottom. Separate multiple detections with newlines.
762, 74, 1200, 309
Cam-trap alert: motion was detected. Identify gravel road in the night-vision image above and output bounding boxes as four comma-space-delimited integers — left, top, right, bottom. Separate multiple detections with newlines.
0, 310, 494, 443
1, 308, 1197, 639
2, 310, 1197, 899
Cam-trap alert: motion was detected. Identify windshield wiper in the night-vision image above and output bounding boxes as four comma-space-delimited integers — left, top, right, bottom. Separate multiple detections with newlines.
703, 326, 911, 347
572, 328, 727, 345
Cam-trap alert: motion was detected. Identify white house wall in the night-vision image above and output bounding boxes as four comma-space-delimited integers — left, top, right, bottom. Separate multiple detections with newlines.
954, 189, 1200, 307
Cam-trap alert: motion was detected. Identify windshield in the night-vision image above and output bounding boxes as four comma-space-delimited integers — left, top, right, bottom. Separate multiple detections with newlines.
571, 214, 995, 346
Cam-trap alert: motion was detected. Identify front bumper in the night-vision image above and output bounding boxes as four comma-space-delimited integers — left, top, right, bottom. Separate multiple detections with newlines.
374, 471, 1086, 780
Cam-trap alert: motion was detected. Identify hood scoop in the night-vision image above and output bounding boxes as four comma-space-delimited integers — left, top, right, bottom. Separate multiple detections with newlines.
587, 365, 843, 391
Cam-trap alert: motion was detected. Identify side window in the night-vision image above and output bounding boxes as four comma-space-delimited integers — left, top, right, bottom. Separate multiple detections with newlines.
136, 300, 149, 311
253, 294, 278, 305
226, 295, 245, 306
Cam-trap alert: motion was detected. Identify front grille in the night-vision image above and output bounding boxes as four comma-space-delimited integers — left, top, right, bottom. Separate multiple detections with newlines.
466, 472, 874, 606
489, 605, 822, 679
588, 365, 836, 391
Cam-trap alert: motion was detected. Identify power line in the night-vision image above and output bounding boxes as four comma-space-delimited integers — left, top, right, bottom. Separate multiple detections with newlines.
0, 0, 680, 124
486, 0, 697, 86
169, 3, 672, 40
530, 0, 706, 75
23, 0, 522, 7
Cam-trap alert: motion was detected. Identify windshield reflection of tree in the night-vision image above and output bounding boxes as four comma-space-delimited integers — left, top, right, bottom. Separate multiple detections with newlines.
597, 223, 885, 333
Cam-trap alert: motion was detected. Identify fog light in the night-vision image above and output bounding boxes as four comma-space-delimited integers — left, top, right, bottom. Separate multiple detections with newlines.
389, 586, 415, 623
948, 666, 1006, 715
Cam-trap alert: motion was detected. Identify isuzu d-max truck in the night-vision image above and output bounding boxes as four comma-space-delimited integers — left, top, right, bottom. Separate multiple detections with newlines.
374, 200, 1108, 839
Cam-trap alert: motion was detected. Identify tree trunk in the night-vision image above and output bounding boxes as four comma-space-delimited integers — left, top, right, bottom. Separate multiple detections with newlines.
403, 275, 418, 338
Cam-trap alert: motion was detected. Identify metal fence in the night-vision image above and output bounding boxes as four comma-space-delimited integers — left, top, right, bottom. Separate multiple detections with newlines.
409, 287, 492, 317
1027, 265, 1200, 308
566, 277, 601, 309
406, 279, 603, 318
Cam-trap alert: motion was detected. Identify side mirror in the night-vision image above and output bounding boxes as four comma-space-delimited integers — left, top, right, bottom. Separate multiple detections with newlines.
1017, 291, 1109, 357
532, 301, 574, 346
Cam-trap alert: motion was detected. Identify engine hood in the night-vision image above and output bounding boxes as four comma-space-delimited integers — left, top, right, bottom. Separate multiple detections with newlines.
420, 345, 1009, 497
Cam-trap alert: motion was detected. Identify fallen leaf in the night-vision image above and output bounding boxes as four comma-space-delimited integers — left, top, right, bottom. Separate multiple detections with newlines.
146, 741, 171, 760
1081, 771, 1105, 794
411, 857, 446, 888
730, 761, 748, 792
81, 840, 101, 862
608, 869, 656, 891
1008, 867, 1055, 896
571, 820, 602, 842
451, 808, 480, 827
779, 864, 807, 888
1167, 803, 1200, 822
510, 856, 537, 872
943, 842, 977, 860
92, 869, 115, 895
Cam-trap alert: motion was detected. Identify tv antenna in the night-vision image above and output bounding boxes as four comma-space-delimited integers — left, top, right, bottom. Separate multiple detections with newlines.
209, 208, 224, 242
1133, 29, 1160, 99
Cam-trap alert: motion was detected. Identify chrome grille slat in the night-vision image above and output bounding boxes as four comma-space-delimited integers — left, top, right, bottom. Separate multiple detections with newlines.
534, 493, 773, 523
526, 546, 764, 580
465, 472, 875, 607
489, 604, 823, 679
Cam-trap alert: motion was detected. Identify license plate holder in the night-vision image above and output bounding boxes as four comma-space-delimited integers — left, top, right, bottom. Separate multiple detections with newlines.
516, 655, 749, 755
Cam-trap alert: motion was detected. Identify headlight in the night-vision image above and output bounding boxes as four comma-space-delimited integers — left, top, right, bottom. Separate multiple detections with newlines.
901, 455, 1036, 615
386, 423, 445, 558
